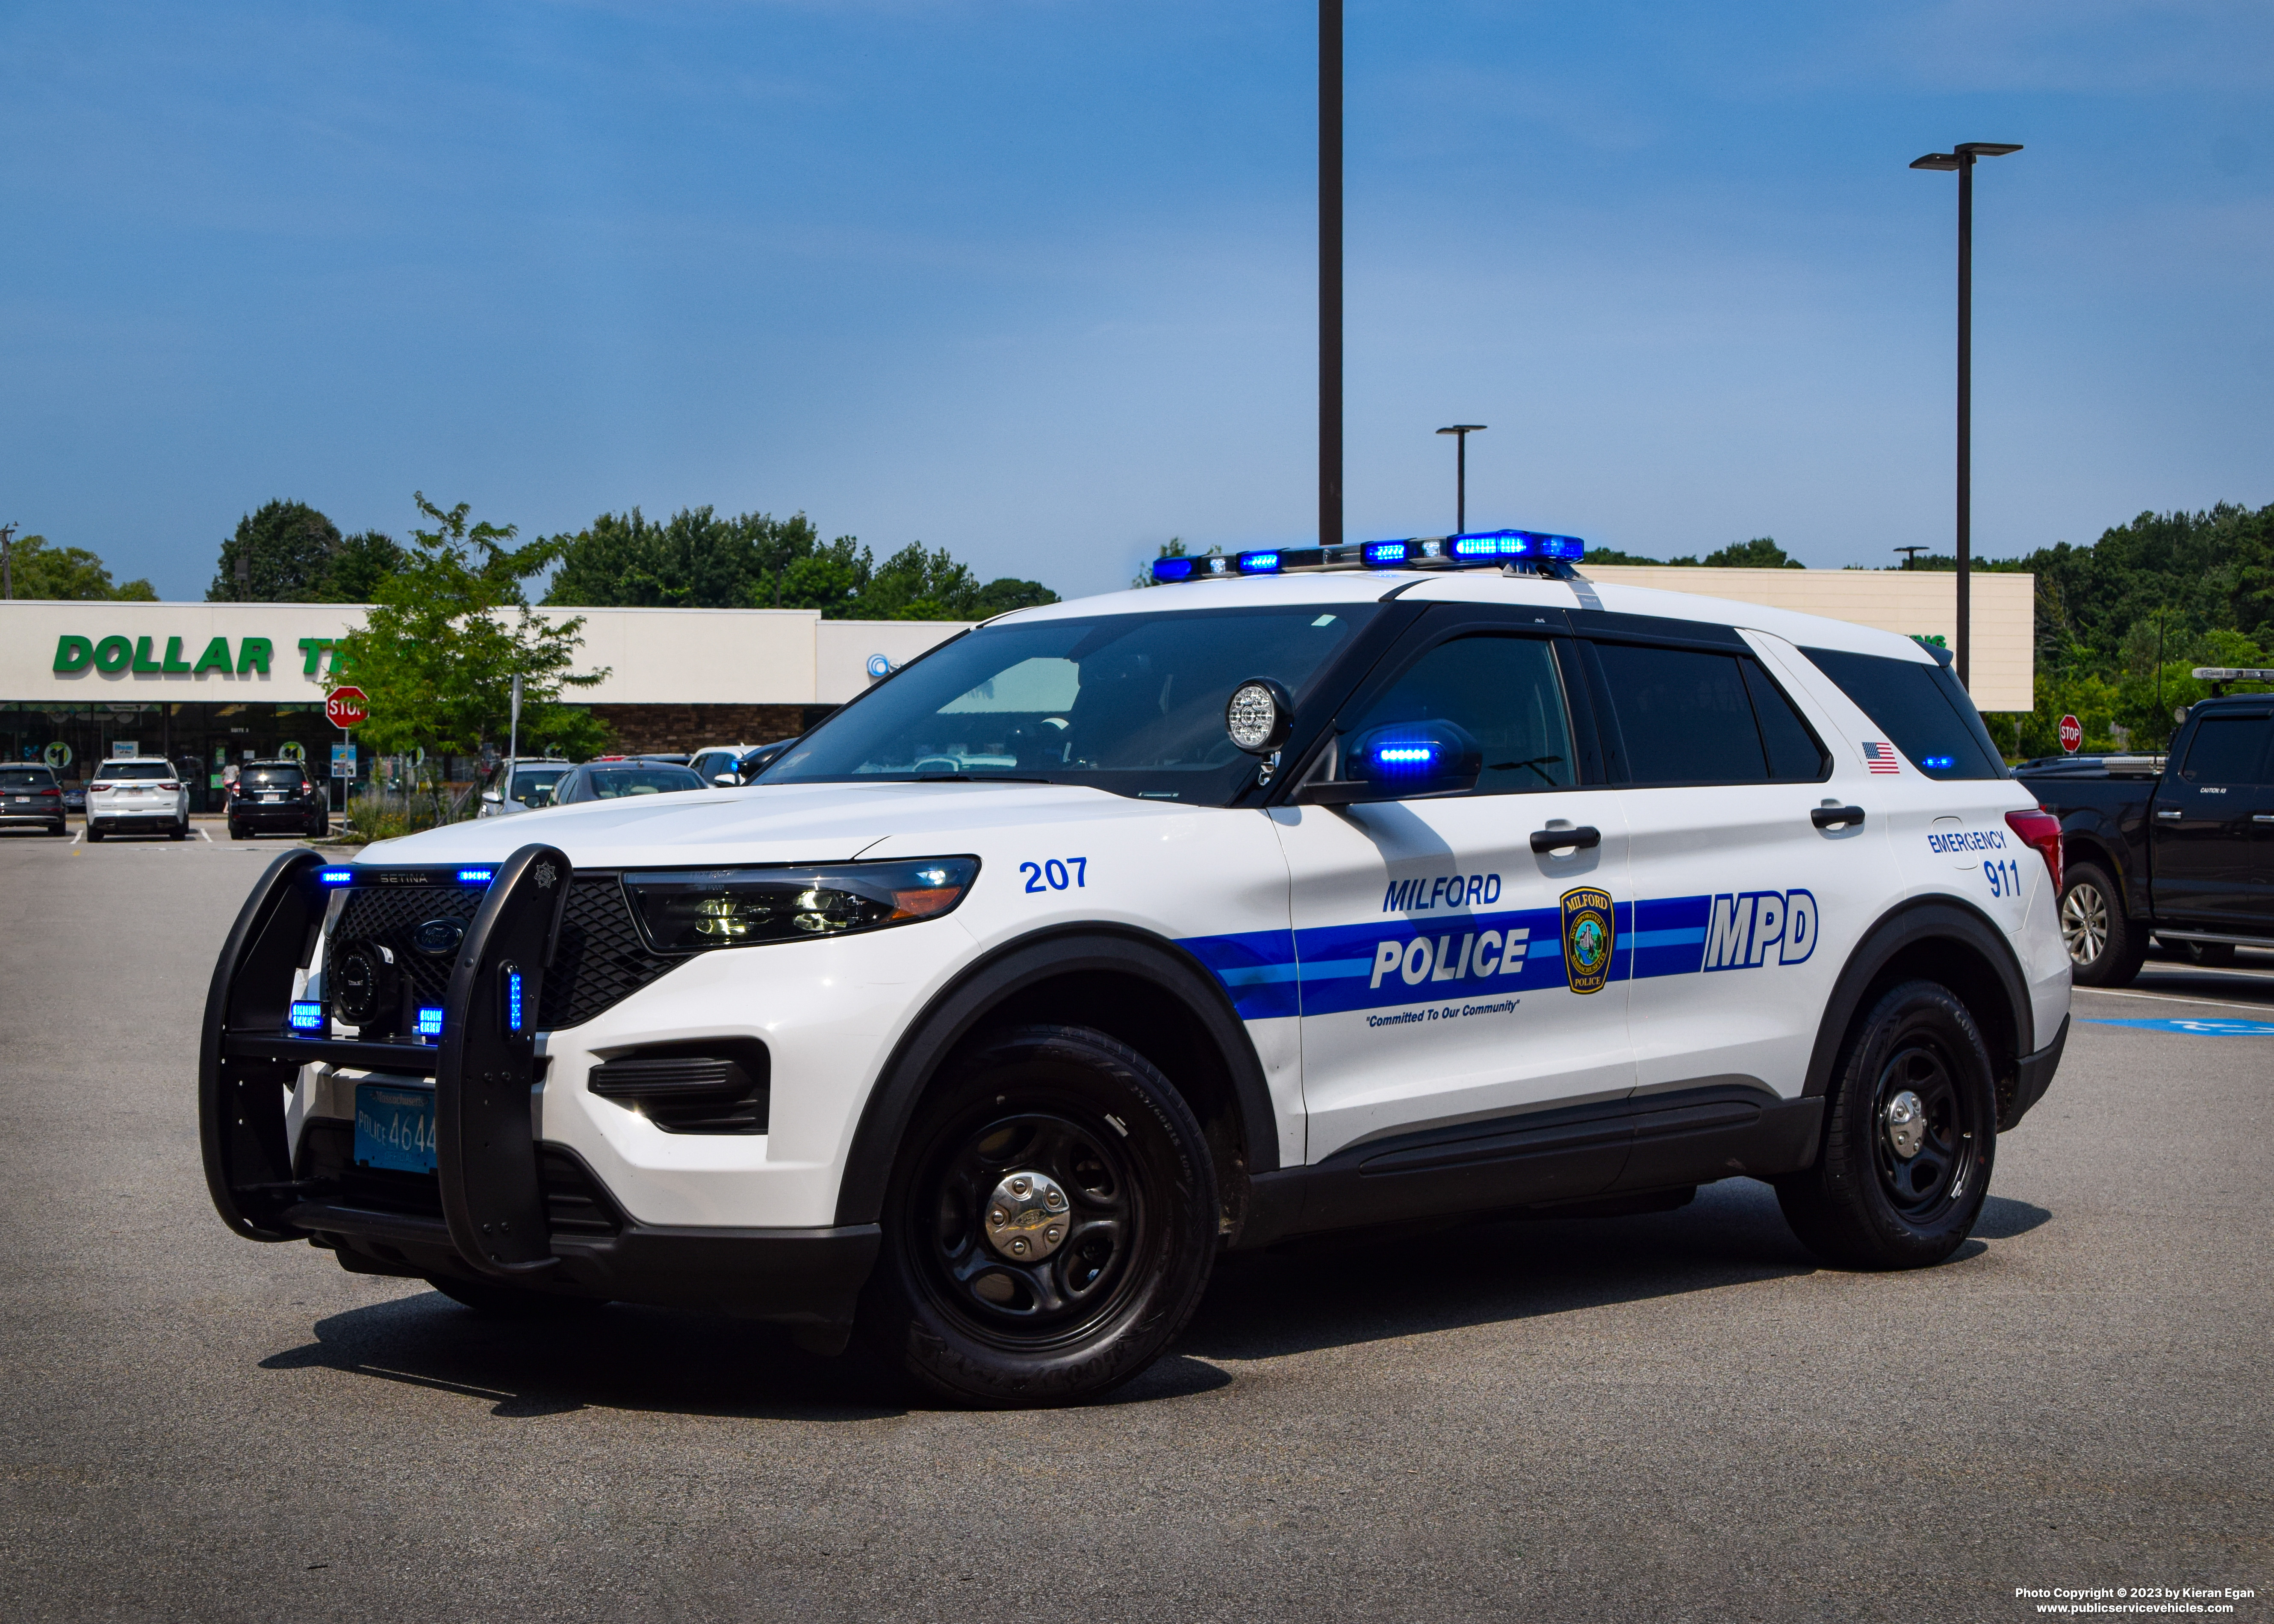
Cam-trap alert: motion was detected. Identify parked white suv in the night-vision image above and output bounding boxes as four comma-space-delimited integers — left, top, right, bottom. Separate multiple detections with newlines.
201, 532, 2070, 1406
87, 758, 189, 841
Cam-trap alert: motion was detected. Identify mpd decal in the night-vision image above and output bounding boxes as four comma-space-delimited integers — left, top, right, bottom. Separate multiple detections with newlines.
1560, 887, 1614, 995
1180, 887, 1826, 1022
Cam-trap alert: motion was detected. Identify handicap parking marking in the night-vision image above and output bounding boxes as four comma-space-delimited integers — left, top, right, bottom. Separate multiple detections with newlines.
2084, 1017, 2274, 1037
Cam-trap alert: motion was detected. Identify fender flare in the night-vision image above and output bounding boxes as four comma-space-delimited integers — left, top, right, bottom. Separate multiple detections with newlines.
1804, 895, 2034, 1101
832, 924, 1279, 1227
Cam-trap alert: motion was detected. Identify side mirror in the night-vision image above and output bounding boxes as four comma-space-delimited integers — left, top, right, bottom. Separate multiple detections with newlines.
481, 788, 501, 804
1298, 722, 1483, 805
1225, 677, 1296, 756
712, 773, 739, 787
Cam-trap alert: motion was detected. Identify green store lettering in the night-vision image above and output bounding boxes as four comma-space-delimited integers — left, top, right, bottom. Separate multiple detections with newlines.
54, 634, 285, 678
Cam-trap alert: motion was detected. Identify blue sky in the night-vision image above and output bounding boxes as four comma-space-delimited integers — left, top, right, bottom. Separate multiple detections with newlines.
3, 1, 2268, 602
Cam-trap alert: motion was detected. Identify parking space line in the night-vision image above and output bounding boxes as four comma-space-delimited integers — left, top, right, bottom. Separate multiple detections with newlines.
2073, 986, 2274, 1016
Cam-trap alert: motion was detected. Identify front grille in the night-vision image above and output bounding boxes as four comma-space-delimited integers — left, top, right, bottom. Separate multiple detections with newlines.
324, 873, 678, 1031
296, 1119, 622, 1237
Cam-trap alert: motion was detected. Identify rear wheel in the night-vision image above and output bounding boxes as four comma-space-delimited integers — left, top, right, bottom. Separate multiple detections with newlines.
226, 818, 245, 841
168, 818, 188, 840
47, 821, 66, 837
2060, 861, 2144, 986
2177, 939, 2237, 967
858, 1024, 1216, 1408
85, 823, 103, 843
1777, 981, 1996, 1270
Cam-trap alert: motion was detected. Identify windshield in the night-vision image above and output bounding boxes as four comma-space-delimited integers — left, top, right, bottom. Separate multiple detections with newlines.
100, 761, 174, 781
761, 604, 1382, 805
511, 765, 570, 806
585, 766, 703, 799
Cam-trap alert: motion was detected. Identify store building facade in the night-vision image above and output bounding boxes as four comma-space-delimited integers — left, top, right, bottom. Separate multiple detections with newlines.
0, 601, 971, 811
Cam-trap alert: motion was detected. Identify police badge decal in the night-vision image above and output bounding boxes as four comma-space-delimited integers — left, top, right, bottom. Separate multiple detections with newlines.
1559, 887, 1614, 994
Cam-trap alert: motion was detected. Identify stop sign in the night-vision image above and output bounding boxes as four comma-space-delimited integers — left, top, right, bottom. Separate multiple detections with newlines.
2059, 713, 2082, 754
325, 686, 370, 729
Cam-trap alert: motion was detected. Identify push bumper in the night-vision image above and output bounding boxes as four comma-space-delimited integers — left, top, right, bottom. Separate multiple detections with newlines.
197, 846, 879, 1340
2001, 1012, 2068, 1130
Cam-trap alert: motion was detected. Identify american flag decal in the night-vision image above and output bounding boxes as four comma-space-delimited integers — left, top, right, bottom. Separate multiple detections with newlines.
1863, 741, 1901, 774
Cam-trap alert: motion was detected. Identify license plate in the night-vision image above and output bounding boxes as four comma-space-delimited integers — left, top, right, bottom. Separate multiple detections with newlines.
354, 1084, 438, 1174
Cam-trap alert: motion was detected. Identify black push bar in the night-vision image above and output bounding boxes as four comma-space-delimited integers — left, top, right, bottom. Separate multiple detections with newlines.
198, 843, 572, 1278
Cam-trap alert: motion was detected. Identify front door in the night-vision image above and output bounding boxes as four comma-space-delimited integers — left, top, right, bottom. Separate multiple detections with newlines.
1272, 612, 1634, 1165
2152, 708, 2272, 927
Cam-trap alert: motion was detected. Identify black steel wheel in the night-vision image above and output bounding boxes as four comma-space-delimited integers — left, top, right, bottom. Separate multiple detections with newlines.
2060, 861, 2143, 987
859, 1024, 1215, 1407
1776, 981, 1996, 1269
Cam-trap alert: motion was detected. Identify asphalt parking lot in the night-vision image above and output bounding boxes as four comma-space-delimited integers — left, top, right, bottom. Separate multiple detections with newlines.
2, 827, 2268, 1623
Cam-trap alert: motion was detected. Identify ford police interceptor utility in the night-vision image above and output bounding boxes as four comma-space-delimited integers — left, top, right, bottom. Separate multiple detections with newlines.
200, 529, 2070, 1406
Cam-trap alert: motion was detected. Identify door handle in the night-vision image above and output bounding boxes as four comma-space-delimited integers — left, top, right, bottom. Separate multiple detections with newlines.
2156, 808, 2183, 819
2255, 814, 2274, 824
1530, 825, 1601, 854
1810, 805, 1865, 830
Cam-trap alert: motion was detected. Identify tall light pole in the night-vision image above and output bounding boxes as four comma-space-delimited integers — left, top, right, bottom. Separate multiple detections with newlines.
0, 523, 16, 599
1319, 0, 1342, 551
1436, 425, 1486, 534
1910, 140, 2021, 693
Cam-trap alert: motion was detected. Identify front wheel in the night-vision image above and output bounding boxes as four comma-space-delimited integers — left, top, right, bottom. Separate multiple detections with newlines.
858, 1024, 1216, 1408
1776, 981, 1997, 1270
2060, 861, 2143, 987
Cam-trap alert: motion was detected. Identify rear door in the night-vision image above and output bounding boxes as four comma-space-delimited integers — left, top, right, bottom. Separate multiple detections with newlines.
1585, 623, 1899, 1103
1272, 606, 1635, 1165
2152, 708, 2273, 927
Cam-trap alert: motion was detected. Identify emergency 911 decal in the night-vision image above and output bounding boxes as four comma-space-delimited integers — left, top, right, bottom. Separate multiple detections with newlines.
1179, 887, 1820, 1021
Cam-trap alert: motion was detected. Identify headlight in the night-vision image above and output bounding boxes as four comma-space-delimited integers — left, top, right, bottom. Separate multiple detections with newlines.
622, 857, 980, 953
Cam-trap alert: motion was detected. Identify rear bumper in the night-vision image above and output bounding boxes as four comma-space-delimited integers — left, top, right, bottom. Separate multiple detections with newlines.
91, 810, 184, 830
2002, 1012, 2068, 1130
0, 811, 65, 826
229, 802, 321, 826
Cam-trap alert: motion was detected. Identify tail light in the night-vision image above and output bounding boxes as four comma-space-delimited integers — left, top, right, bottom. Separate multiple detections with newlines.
158, 781, 179, 791
2006, 808, 2063, 896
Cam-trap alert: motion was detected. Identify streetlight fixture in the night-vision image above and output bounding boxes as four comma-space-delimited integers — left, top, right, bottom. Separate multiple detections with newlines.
1436, 425, 1487, 535
1892, 545, 1928, 570
1910, 139, 2022, 693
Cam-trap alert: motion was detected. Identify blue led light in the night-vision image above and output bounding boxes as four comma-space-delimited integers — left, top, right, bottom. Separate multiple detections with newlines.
505, 968, 525, 1034
1376, 745, 1438, 764
1363, 540, 1411, 567
457, 867, 495, 884
1536, 533, 1587, 560
1150, 556, 1197, 584
318, 869, 354, 886
1922, 755, 1955, 769
288, 1001, 324, 1032
414, 1006, 444, 1038
1236, 550, 1282, 575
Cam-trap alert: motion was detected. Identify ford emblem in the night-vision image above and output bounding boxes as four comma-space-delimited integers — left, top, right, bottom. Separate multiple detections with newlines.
412, 917, 465, 957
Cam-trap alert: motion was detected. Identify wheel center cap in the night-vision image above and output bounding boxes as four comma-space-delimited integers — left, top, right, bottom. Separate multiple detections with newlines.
984, 1170, 1071, 1261
1883, 1090, 1927, 1160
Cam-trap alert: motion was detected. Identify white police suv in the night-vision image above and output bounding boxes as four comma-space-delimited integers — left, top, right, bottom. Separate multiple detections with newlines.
200, 529, 2070, 1406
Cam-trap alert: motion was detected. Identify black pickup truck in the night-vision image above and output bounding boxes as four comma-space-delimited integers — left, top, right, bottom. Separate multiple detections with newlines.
2018, 677, 2274, 985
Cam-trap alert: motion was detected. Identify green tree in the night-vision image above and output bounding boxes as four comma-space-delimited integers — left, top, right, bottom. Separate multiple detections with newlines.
545, 505, 1058, 620
330, 495, 611, 763
6, 535, 157, 600
324, 530, 408, 601
1585, 536, 1799, 567
209, 501, 341, 601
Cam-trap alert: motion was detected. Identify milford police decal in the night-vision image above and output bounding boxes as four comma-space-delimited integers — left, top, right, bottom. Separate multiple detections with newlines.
1560, 887, 1613, 994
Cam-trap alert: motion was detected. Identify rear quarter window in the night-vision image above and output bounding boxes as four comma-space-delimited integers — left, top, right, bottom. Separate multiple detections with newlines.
1798, 647, 2007, 781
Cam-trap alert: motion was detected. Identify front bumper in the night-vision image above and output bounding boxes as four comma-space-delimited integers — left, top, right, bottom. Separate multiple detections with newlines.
2001, 1011, 2068, 1131
198, 846, 882, 1338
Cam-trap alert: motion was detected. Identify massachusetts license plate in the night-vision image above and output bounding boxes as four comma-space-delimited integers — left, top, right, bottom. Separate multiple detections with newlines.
354, 1084, 438, 1174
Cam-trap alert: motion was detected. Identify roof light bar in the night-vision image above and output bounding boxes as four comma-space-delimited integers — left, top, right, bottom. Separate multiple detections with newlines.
1236, 549, 1282, 575
1148, 528, 1584, 584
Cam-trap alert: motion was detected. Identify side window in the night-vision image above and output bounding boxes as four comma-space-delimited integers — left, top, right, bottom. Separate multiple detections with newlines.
2178, 716, 2271, 786
1741, 662, 1832, 782
1797, 645, 2007, 780
1593, 643, 1769, 785
1343, 634, 1577, 794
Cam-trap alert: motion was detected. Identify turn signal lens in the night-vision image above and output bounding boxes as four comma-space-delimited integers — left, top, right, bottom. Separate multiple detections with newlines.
2005, 807, 2063, 896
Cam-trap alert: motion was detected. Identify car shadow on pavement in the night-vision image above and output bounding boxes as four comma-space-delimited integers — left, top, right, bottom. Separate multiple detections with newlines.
256, 1181, 2053, 1417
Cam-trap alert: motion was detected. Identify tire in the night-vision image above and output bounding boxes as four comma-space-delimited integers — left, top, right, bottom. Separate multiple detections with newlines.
85, 823, 104, 843
168, 819, 188, 841
226, 819, 245, 841
2178, 939, 2237, 967
48, 822, 66, 837
1776, 981, 1997, 1270
425, 1276, 604, 1317
857, 1023, 1217, 1408
2060, 861, 2144, 987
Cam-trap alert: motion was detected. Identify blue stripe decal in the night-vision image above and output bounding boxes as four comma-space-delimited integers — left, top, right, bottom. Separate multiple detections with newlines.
1181, 893, 1733, 1021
